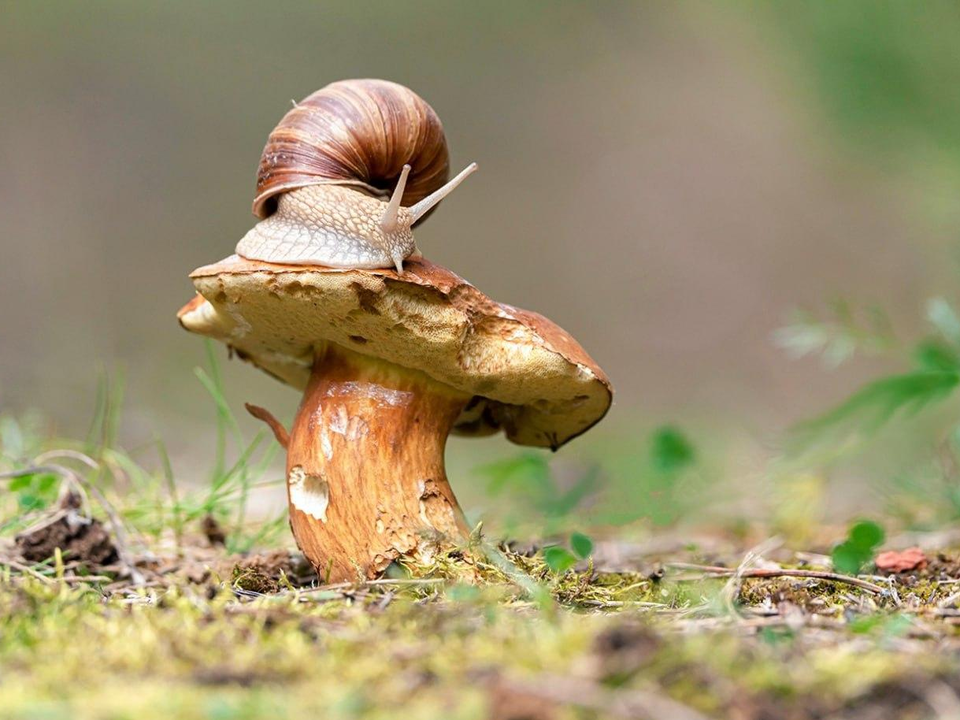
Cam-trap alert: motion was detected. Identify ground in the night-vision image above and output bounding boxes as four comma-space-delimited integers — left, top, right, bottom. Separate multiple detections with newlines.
3, 512, 960, 720
3, 389, 960, 720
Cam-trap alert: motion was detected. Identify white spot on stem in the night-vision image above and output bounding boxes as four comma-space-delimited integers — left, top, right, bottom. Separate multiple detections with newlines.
288, 465, 329, 522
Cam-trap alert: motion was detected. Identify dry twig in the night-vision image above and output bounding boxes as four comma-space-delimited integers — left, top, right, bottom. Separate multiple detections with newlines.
666, 562, 886, 594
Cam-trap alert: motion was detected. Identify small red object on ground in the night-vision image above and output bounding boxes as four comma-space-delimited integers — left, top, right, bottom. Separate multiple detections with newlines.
875, 547, 927, 573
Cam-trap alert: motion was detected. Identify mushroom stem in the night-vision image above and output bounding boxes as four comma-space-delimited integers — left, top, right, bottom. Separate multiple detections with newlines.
286, 345, 471, 582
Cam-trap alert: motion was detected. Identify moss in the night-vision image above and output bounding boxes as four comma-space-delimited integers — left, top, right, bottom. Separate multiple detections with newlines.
3, 464, 960, 719
1, 555, 958, 720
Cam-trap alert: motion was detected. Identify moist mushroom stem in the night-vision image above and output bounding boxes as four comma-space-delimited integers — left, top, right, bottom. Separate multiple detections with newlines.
285, 344, 471, 582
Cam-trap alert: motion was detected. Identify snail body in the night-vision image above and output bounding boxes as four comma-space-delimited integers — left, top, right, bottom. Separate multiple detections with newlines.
236, 79, 476, 273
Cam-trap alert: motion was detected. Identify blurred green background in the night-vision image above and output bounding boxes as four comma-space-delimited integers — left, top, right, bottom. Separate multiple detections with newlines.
3, 2, 960, 529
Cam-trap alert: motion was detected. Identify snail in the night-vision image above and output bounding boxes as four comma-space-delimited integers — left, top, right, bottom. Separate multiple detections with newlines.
236, 79, 477, 273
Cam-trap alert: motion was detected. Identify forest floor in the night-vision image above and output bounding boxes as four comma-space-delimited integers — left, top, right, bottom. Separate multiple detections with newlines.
3, 506, 960, 720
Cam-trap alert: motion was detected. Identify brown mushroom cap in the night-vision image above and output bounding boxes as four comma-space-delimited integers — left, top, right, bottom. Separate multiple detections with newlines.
178, 255, 612, 449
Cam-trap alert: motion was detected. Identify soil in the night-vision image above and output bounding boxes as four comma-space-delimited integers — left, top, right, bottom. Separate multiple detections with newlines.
8, 508, 960, 720
14, 495, 118, 568
231, 549, 316, 593
5, 532, 960, 719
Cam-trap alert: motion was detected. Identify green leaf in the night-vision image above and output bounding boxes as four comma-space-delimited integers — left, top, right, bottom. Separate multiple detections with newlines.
914, 340, 960, 372
832, 541, 869, 575
17, 494, 46, 512
570, 532, 594, 560
849, 613, 912, 638
759, 626, 795, 645
849, 520, 885, 550
848, 614, 884, 634
36, 474, 58, 494
833, 520, 885, 575
543, 546, 578, 573
879, 614, 913, 639
651, 426, 695, 474
8, 475, 31, 492
790, 370, 960, 449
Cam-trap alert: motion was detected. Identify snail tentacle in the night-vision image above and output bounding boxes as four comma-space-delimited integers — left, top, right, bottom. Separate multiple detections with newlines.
408, 163, 479, 225
380, 164, 411, 235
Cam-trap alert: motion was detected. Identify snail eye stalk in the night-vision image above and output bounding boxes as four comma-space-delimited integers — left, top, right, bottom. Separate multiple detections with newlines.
380, 164, 411, 234
407, 163, 478, 225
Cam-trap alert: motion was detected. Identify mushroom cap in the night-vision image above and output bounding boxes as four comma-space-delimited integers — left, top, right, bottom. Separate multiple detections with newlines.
178, 255, 612, 449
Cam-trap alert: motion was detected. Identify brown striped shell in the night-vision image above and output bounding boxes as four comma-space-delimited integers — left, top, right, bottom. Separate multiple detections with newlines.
253, 79, 451, 221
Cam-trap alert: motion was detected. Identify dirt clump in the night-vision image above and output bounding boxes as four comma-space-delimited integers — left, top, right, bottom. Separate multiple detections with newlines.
14, 492, 117, 568
231, 550, 315, 593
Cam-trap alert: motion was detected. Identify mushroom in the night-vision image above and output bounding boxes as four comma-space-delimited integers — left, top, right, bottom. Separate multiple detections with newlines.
178, 255, 612, 582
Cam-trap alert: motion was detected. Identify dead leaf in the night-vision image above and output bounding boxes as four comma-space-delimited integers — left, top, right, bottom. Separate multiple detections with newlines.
875, 547, 927, 573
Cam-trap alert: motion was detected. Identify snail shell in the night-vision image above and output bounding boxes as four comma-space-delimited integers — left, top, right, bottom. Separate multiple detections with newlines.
237, 79, 476, 272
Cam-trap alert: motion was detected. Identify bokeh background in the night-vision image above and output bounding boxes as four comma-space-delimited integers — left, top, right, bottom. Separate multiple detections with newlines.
3, 2, 960, 527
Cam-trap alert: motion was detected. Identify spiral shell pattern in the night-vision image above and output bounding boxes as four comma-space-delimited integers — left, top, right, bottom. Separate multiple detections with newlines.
253, 79, 450, 221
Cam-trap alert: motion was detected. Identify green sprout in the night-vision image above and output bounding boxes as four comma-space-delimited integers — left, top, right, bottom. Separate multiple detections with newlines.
832, 520, 885, 575
544, 531, 594, 573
